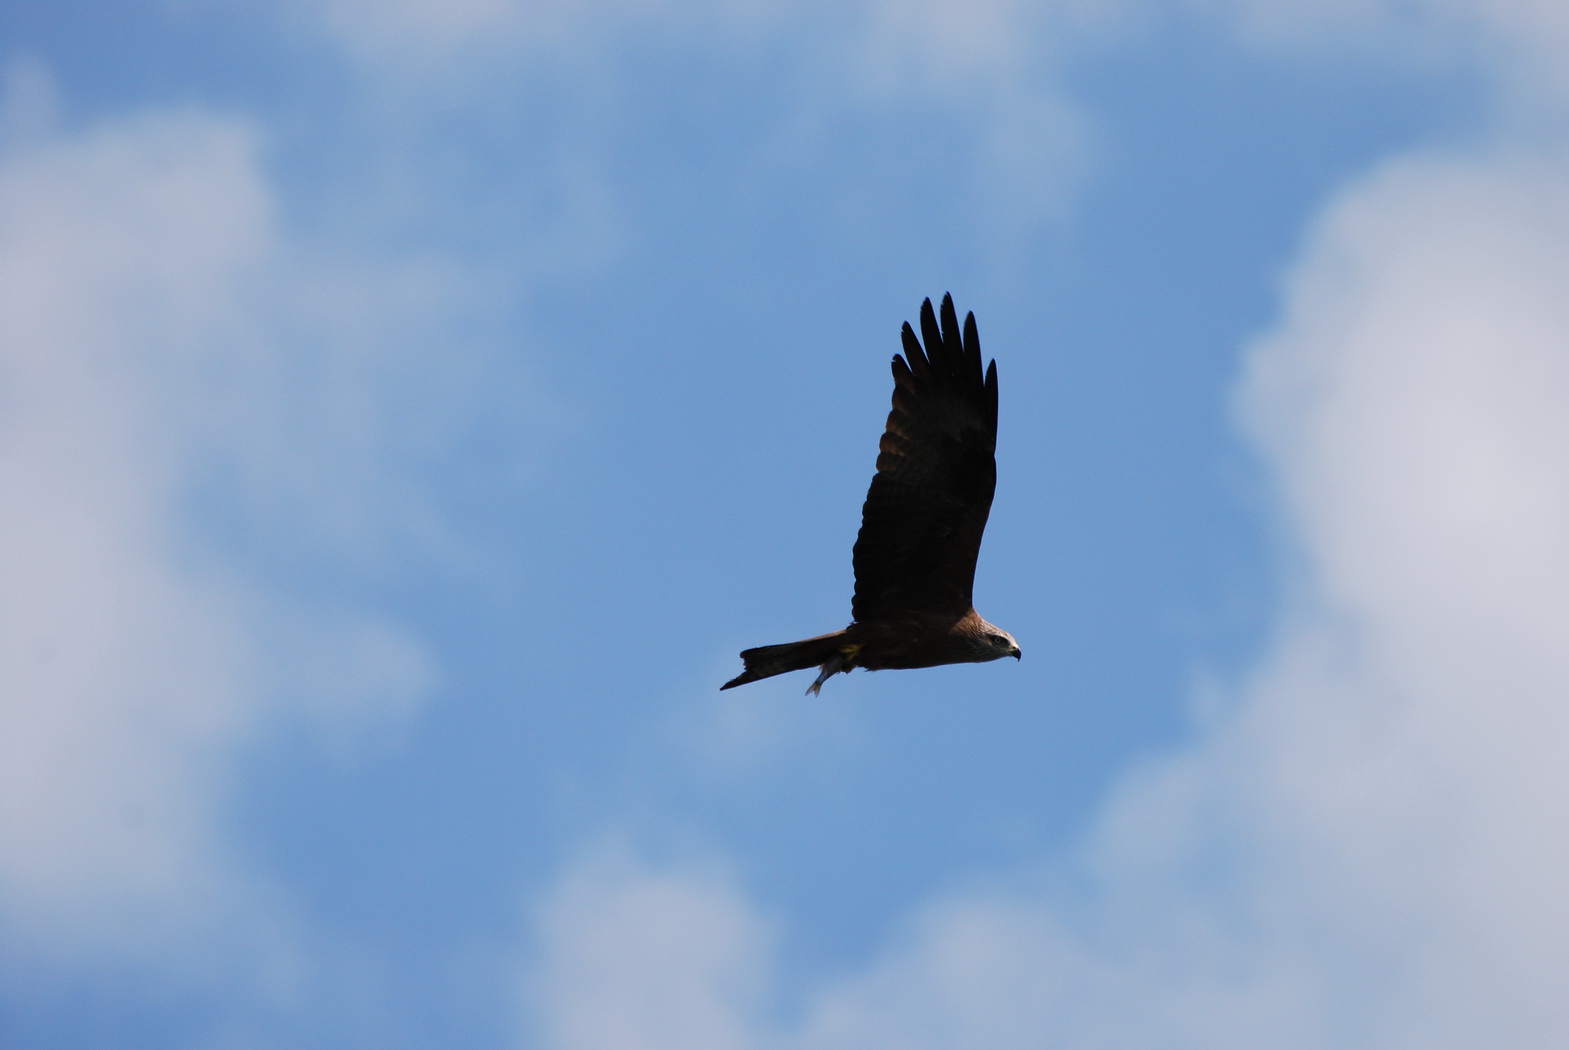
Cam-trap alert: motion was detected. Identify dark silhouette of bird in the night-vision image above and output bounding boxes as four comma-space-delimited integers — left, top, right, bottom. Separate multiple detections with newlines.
723, 294, 1019, 695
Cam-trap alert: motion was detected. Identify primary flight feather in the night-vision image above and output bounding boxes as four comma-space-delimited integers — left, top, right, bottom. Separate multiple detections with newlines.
723, 294, 1019, 695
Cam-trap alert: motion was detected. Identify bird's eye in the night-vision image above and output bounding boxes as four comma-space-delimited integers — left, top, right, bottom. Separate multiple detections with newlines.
989, 634, 1007, 646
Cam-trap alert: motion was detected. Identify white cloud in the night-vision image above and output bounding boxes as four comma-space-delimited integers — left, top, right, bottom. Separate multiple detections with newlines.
1202, 0, 1569, 100
0, 107, 270, 960
292, 0, 1097, 257
300, 0, 777, 63
301, 0, 1128, 67
293, 0, 1569, 119
0, 85, 436, 970
1221, 153, 1569, 1042
528, 845, 774, 1050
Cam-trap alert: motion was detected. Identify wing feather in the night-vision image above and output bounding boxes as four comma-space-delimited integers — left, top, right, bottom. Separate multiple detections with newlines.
851, 294, 999, 622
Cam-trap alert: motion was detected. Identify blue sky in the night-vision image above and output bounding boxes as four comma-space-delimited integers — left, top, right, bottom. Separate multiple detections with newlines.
3, 2, 1569, 1047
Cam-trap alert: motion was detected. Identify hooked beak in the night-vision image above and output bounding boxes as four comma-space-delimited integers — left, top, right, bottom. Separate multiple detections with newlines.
1011, 646, 1022, 660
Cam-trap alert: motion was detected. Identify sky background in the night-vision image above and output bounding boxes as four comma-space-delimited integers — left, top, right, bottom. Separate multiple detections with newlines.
2, 1, 1568, 1047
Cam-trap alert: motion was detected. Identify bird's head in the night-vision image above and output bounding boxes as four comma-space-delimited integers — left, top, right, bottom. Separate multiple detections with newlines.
973, 621, 1022, 662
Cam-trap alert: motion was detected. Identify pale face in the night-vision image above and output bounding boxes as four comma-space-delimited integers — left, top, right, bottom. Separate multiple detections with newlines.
977, 622, 1022, 662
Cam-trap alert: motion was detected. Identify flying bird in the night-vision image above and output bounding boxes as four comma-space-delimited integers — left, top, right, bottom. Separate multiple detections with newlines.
723, 294, 1020, 695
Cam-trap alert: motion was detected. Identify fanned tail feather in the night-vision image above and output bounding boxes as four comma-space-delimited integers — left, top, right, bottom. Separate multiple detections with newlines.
721, 631, 848, 691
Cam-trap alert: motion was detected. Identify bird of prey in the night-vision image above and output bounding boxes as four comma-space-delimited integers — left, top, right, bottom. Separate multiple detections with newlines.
723, 294, 1020, 695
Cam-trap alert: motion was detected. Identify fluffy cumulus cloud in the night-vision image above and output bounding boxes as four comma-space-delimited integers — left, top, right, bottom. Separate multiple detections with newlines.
0, 107, 272, 963
0, 82, 434, 973
1222, 152, 1569, 1043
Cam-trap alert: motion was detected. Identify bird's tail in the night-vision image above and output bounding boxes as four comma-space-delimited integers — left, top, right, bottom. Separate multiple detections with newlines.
721, 630, 848, 691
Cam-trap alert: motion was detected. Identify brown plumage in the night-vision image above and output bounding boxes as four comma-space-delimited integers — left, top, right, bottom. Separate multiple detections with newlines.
723, 294, 1020, 695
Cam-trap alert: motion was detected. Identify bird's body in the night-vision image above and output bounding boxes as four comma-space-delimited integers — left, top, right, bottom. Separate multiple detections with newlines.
723, 294, 1019, 695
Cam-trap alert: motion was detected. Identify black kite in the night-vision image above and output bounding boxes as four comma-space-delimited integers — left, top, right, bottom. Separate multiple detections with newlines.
723, 294, 1020, 695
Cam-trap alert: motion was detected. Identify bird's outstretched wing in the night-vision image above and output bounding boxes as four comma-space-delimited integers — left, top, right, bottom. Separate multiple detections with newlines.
851, 294, 998, 623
